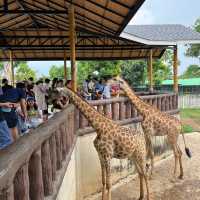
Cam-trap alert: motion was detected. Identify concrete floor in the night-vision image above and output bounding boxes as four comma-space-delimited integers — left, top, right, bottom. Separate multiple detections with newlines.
94, 133, 200, 200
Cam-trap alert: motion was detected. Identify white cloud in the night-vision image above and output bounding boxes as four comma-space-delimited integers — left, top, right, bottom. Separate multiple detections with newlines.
129, 8, 155, 25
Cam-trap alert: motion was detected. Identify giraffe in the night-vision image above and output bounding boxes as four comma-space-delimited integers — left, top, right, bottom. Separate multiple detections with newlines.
112, 77, 191, 179
58, 87, 151, 200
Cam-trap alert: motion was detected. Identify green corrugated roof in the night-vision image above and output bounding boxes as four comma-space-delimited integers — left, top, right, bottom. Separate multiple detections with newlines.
162, 78, 200, 86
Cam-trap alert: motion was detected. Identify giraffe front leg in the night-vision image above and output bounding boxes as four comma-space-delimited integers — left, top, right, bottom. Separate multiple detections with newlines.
138, 173, 144, 200
100, 159, 106, 200
105, 160, 111, 200
142, 121, 154, 179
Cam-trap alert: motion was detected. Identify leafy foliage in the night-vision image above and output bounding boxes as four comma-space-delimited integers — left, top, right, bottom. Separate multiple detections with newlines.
121, 60, 146, 86
77, 61, 121, 84
0, 61, 26, 73
180, 64, 200, 78
49, 65, 66, 79
185, 18, 200, 59
15, 62, 36, 81
153, 59, 172, 85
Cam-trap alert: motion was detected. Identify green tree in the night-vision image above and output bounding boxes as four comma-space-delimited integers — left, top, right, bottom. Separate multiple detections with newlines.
77, 60, 121, 85
180, 64, 200, 78
0, 61, 26, 73
49, 65, 67, 79
152, 59, 172, 85
77, 61, 96, 85
185, 18, 200, 61
15, 62, 36, 81
121, 60, 146, 86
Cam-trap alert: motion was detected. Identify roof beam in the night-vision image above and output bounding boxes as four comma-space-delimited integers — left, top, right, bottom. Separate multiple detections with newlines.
47, 0, 116, 34
110, 0, 131, 9
3, 0, 8, 12
0, 10, 67, 14
15, 0, 39, 28
64, 0, 120, 26
84, 0, 125, 18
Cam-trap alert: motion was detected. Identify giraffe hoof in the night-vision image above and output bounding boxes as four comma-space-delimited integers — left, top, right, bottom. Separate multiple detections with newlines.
178, 175, 183, 179
169, 177, 176, 183
138, 196, 144, 200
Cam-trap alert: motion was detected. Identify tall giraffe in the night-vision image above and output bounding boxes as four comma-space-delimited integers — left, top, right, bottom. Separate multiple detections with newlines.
113, 77, 191, 179
58, 87, 151, 200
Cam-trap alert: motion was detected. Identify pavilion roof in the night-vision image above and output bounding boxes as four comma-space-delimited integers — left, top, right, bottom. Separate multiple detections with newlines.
1, 0, 168, 61
0, 31, 166, 61
0, 0, 145, 36
121, 24, 200, 45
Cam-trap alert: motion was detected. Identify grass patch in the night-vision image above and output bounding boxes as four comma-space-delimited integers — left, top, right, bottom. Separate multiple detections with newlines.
182, 124, 194, 133
180, 108, 200, 120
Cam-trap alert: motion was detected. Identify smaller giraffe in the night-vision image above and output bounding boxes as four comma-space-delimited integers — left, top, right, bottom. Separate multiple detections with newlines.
112, 77, 191, 179
58, 87, 151, 200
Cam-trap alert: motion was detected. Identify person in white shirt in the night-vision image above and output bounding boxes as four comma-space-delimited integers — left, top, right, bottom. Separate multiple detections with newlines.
102, 77, 111, 99
33, 80, 47, 121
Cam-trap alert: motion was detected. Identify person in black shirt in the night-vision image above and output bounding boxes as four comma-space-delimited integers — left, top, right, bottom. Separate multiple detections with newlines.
0, 80, 27, 141
0, 88, 13, 149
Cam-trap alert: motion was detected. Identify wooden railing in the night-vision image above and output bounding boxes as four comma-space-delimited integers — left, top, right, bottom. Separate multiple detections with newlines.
77, 92, 178, 131
0, 92, 178, 200
0, 105, 76, 200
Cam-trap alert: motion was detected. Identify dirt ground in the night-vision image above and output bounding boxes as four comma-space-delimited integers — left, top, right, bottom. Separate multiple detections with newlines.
95, 133, 200, 200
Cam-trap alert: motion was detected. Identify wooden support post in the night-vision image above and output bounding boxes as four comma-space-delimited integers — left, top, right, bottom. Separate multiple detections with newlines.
29, 149, 44, 200
49, 134, 57, 181
69, 5, 77, 92
9, 50, 14, 86
41, 140, 53, 196
64, 50, 67, 83
0, 183, 14, 200
173, 46, 178, 93
148, 49, 153, 92
14, 163, 30, 200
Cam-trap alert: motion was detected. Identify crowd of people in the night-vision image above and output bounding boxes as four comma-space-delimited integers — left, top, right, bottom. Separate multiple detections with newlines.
0, 77, 71, 150
0, 75, 119, 150
81, 75, 119, 100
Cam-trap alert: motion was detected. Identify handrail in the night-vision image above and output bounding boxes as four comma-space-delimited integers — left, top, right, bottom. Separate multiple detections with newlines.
0, 92, 178, 200
77, 92, 178, 130
0, 105, 76, 199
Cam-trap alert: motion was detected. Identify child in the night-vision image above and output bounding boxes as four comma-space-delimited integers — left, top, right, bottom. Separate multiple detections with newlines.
26, 97, 41, 128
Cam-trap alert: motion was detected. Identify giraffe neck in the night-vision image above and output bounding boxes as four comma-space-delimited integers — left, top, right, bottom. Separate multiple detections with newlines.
122, 86, 149, 115
65, 89, 118, 133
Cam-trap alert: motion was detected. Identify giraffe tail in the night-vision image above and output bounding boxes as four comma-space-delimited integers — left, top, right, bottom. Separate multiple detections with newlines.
181, 129, 192, 158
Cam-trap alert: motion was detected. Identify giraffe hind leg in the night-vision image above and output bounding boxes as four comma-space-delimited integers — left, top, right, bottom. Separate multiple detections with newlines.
135, 158, 151, 200
144, 134, 154, 179
177, 144, 184, 179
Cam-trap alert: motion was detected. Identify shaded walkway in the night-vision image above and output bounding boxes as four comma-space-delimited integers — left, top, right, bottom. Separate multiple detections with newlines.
96, 133, 200, 200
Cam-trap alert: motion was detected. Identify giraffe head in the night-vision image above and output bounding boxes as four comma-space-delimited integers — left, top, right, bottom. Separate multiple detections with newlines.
56, 87, 72, 98
112, 76, 131, 91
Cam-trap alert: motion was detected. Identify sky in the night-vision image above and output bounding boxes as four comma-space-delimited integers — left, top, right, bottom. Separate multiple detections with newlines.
28, 0, 200, 77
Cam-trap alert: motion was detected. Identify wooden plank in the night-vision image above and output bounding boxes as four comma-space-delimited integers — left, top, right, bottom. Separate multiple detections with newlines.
148, 49, 153, 92
9, 50, 14, 86
173, 46, 178, 93
14, 163, 30, 200
41, 140, 53, 196
69, 5, 77, 92
49, 134, 57, 181
64, 50, 67, 82
29, 149, 44, 200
